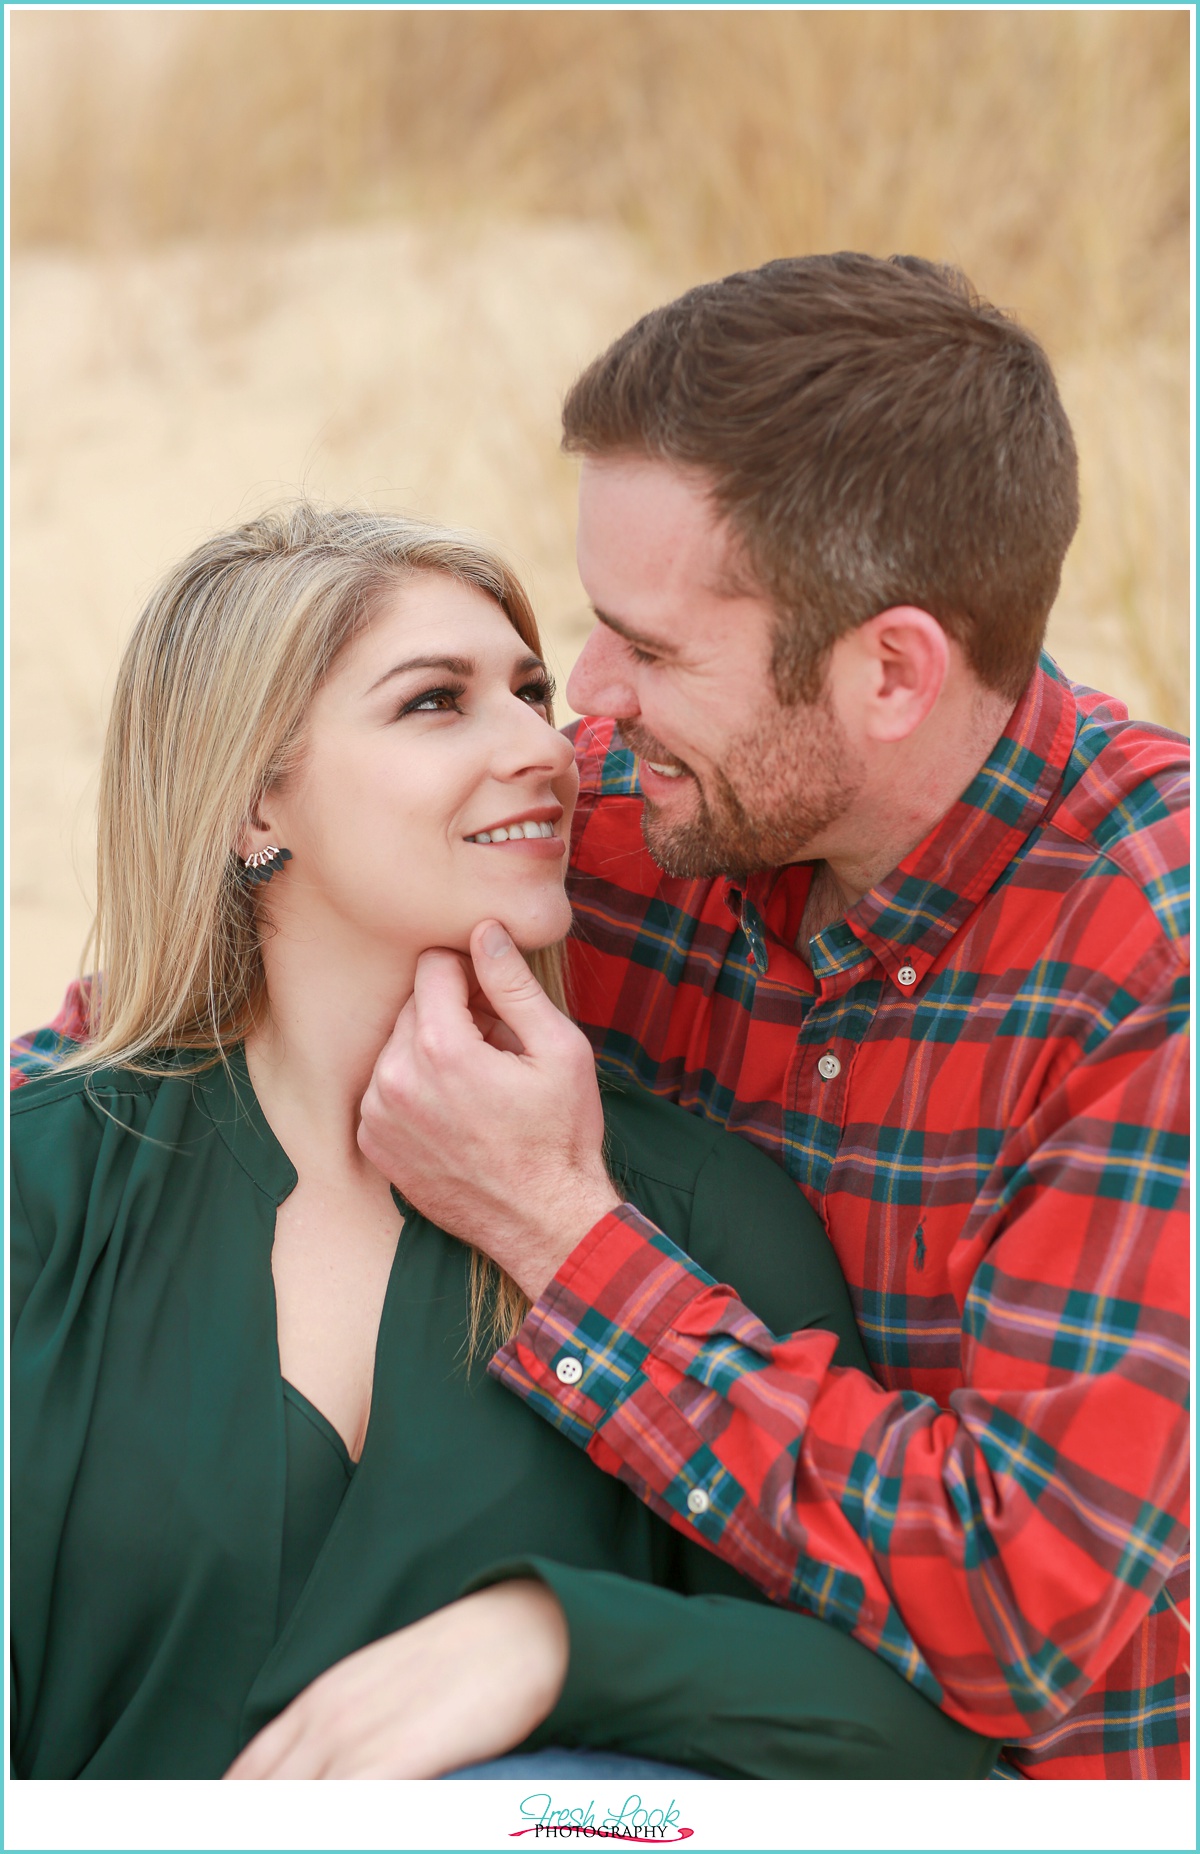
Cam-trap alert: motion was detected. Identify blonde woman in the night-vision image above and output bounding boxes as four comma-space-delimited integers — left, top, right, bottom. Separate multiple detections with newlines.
10, 505, 998, 1781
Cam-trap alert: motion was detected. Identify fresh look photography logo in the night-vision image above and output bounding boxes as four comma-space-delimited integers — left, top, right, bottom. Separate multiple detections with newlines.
509, 1791, 694, 1843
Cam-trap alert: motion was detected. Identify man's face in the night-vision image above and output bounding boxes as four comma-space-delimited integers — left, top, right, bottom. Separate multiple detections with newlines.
567, 456, 860, 879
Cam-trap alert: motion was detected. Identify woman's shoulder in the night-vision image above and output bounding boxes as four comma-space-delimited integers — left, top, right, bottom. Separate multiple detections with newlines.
11, 1060, 164, 1112
10, 1056, 214, 1226
599, 1075, 716, 1189
596, 1074, 847, 1346
10, 1067, 167, 1315
9, 1054, 244, 1328
10, 1058, 177, 1148
9, 1061, 165, 1159
598, 1075, 795, 1204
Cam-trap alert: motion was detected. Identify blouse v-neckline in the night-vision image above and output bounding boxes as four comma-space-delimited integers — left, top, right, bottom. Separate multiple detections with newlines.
190, 1044, 398, 1470
189, 1049, 408, 1657
283, 1379, 357, 1476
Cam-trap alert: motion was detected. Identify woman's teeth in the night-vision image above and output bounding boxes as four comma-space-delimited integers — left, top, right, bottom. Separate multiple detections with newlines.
644, 759, 684, 778
466, 820, 557, 844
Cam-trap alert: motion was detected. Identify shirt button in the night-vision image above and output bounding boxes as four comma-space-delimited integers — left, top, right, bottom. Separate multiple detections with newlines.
897, 964, 918, 987
686, 1487, 711, 1515
555, 1355, 584, 1386
817, 1052, 841, 1080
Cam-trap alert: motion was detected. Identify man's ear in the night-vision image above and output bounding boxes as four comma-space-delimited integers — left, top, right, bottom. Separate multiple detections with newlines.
851, 607, 950, 743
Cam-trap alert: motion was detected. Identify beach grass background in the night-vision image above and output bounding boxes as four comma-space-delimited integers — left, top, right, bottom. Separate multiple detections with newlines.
9, 7, 1191, 1030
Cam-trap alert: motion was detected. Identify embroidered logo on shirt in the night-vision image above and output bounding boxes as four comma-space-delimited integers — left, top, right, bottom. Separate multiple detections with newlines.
741, 901, 768, 974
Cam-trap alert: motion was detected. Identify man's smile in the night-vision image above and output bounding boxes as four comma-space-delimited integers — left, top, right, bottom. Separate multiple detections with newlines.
636, 755, 697, 805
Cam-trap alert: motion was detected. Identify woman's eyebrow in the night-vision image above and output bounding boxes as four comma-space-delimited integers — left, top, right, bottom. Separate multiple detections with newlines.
365, 650, 547, 694
366, 654, 475, 693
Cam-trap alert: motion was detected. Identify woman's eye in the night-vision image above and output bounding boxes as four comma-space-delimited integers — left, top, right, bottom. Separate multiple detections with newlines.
518, 677, 555, 711
401, 685, 465, 716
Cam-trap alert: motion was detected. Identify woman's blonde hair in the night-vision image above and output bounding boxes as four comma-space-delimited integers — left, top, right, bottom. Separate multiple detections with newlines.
70, 501, 570, 1352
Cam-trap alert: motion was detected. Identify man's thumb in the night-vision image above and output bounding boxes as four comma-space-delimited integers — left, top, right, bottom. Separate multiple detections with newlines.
469, 920, 556, 1040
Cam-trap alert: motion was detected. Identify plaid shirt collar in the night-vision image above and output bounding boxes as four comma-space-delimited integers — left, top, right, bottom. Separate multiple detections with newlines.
731, 656, 1079, 995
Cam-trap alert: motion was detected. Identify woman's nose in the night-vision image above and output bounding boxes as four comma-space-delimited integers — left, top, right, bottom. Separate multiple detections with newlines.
498, 691, 577, 777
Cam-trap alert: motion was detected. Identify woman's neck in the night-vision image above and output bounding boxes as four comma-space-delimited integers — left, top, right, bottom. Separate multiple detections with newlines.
245, 925, 417, 1181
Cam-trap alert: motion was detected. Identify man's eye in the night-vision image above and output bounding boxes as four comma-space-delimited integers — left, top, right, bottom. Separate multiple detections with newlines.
627, 643, 659, 667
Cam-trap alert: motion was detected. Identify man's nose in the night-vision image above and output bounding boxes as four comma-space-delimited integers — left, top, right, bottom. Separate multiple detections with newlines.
565, 623, 639, 719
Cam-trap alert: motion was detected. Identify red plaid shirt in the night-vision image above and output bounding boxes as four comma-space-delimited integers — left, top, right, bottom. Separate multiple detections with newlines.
490, 658, 1191, 1779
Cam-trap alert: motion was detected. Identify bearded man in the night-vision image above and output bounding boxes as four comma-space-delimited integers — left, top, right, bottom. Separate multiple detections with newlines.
355, 253, 1190, 1781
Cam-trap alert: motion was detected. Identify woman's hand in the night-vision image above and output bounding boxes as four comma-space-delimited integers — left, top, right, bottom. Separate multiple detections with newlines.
224, 1580, 569, 1780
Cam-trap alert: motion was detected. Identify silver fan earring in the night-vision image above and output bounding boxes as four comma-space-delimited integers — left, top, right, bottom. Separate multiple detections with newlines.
241, 846, 293, 889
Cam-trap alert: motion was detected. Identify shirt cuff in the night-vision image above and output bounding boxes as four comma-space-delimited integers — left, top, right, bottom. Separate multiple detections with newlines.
487, 1202, 718, 1452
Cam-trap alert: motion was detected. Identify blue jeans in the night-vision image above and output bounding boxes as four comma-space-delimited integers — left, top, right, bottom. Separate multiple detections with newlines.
443, 1745, 715, 1780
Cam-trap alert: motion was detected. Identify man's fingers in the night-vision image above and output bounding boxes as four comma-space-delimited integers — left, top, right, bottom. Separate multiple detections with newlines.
464, 969, 527, 1053
409, 947, 475, 1034
374, 943, 535, 1077
468, 921, 565, 1051
470, 1006, 526, 1055
369, 951, 484, 1104
409, 945, 533, 1064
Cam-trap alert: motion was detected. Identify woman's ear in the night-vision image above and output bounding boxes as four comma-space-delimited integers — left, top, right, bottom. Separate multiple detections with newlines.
235, 801, 277, 865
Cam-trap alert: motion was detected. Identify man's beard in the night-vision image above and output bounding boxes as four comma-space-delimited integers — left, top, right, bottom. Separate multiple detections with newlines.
620, 697, 860, 882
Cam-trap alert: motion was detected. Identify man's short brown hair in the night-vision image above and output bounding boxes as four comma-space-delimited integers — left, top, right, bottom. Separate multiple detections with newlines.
562, 253, 1079, 704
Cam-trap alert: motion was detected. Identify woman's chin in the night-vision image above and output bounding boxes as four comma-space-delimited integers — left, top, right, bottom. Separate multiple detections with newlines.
494, 897, 574, 954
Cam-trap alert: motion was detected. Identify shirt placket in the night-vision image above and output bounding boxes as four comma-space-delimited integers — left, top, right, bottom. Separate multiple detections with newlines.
728, 881, 883, 1199
784, 924, 883, 1201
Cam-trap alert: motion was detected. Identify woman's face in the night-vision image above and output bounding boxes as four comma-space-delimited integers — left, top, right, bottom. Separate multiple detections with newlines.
257, 573, 578, 959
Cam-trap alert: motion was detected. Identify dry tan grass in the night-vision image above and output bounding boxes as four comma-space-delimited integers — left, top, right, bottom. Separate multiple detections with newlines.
8, 9, 1191, 1032
12, 9, 1188, 348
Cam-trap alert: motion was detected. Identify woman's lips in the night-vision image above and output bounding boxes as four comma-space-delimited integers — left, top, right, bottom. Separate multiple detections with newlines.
464, 831, 567, 860
463, 802, 568, 861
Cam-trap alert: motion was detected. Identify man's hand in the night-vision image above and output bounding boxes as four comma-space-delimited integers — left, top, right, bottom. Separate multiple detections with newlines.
224, 1581, 569, 1779
358, 921, 620, 1300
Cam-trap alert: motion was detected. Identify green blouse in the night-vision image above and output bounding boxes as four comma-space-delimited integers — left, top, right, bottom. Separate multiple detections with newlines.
10, 1051, 997, 1780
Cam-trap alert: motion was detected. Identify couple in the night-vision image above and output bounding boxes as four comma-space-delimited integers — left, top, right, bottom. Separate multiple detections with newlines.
11, 254, 1189, 1782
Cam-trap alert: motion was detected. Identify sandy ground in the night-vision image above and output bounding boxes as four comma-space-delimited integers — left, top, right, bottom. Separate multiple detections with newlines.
8, 218, 1190, 1033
